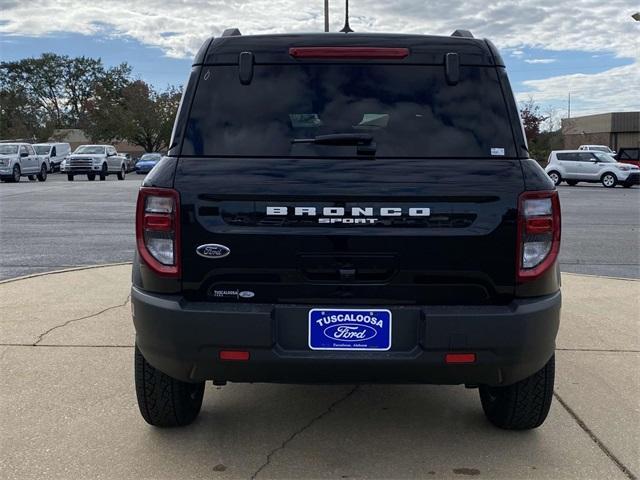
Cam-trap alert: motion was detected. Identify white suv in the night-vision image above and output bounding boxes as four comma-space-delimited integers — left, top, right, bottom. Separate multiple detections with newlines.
578, 145, 615, 154
546, 150, 639, 188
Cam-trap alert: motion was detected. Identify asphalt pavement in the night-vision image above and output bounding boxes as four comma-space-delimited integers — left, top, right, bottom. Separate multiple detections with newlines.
1, 265, 638, 479
0, 174, 638, 280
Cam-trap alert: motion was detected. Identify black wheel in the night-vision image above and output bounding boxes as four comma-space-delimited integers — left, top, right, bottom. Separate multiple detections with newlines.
134, 344, 205, 427
28, 175, 36, 181
100, 163, 108, 181
601, 173, 617, 188
12, 165, 21, 182
566, 180, 578, 186
67, 174, 74, 181
117, 165, 126, 180
547, 171, 561, 186
479, 355, 555, 430
37, 164, 47, 182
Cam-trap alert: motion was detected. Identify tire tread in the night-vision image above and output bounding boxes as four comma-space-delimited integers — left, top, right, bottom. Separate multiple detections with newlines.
134, 345, 204, 427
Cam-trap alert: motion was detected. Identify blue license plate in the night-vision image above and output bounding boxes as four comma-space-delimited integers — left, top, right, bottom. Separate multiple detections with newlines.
308, 309, 392, 351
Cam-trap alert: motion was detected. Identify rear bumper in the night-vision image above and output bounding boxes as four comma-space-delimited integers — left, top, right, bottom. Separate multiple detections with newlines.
132, 287, 561, 386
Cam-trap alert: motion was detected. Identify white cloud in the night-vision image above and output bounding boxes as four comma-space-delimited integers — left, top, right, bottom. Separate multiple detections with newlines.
1, 0, 638, 115
524, 58, 556, 64
516, 64, 640, 116
1, 0, 638, 60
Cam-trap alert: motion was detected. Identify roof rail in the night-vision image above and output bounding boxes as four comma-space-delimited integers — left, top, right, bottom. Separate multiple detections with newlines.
451, 29, 474, 38
222, 28, 242, 37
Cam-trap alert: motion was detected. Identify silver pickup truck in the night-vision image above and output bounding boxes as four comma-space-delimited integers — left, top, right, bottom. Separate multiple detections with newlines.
0, 143, 49, 183
61, 145, 127, 181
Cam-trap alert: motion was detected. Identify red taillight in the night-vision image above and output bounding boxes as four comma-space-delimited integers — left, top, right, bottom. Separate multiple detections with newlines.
135, 187, 180, 277
289, 47, 409, 59
143, 214, 173, 231
516, 190, 561, 282
219, 350, 250, 361
445, 353, 476, 364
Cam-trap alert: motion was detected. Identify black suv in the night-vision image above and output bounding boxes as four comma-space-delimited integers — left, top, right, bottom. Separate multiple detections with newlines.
132, 29, 561, 430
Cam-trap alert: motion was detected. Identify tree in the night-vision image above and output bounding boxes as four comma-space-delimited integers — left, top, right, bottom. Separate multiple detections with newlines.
519, 98, 548, 142
86, 80, 181, 152
0, 54, 131, 139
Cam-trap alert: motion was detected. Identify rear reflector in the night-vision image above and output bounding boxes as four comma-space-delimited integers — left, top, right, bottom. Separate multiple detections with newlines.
445, 353, 476, 364
219, 350, 250, 361
289, 47, 409, 59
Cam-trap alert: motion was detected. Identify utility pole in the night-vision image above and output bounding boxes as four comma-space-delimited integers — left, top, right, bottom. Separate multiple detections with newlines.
568, 92, 571, 119
324, 0, 329, 32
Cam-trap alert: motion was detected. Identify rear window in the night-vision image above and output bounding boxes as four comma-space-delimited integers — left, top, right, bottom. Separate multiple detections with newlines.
183, 64, 516, 158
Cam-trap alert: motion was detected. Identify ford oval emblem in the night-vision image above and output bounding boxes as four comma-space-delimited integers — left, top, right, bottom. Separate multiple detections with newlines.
323, 324, 378, 342
196, 244, 230, 259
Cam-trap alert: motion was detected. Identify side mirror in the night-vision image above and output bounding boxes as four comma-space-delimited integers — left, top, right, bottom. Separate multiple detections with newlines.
20, 151, 29, 158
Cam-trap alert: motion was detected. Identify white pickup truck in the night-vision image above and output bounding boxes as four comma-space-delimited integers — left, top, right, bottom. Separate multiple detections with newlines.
0, 143, 49, 183
61, 144, 127, 181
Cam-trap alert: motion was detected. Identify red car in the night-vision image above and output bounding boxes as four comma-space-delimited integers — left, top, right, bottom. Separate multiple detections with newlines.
615, 148, 640, 167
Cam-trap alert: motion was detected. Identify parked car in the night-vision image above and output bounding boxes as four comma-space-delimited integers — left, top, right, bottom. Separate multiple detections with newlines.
578, 145, 615, 154
546, 150, 639, 188
0, 143, 49, 183
123, 153, 137, 172
33, 143, 71, 172
134, 153, 163, 174
615, 147, 640, 167
60, 145, 127, 181
132, 29, 561, 431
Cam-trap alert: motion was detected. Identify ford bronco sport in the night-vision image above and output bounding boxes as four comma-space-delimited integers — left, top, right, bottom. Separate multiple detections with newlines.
132, 29, 561, 430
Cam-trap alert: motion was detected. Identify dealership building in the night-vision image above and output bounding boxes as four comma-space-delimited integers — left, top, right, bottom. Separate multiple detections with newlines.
562, 111, 640, 151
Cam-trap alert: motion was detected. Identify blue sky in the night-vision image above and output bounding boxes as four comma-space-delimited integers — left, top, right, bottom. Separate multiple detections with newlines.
1, 0, 638, 123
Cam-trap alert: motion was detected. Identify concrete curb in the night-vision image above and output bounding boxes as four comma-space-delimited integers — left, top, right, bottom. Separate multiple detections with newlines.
562, 271, 640, 282
0, 262, 132, 285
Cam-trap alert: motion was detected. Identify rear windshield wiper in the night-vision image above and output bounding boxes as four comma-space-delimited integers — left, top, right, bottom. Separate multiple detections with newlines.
291, 133, 376, 156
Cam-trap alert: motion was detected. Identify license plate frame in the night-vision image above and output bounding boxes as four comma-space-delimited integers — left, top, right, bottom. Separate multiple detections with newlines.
308, 308, 392, 351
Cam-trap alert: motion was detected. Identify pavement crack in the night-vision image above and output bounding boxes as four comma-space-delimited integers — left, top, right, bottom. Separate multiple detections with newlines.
250, 385, 359, 480
554, 392, 637, 480
32, 294, 131, 346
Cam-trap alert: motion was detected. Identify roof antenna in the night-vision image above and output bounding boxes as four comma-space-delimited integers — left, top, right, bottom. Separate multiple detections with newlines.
339, 0, 354, 33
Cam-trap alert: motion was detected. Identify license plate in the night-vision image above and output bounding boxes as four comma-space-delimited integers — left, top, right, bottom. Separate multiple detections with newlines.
308, 308, 392, 351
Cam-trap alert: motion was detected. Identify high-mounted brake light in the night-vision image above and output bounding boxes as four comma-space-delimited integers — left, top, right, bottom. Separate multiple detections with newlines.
136, 187, 180, 277
289, 47, 409, 59
516, 191, 561, 282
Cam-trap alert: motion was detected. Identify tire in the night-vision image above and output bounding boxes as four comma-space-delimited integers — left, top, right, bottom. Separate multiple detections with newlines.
134, 344, 205, 427
566, 180, 578, 186
87, 174, 96, 181
37, 164, 47, 182
623, 184, 633, 188
12, 165, 21, 182
601, 173, 617, 188
67, 174, 74, 181
117, 165, 126, 180
100, 163, 107, 181
547, 171, 561, 186
479, 355, 555, 430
